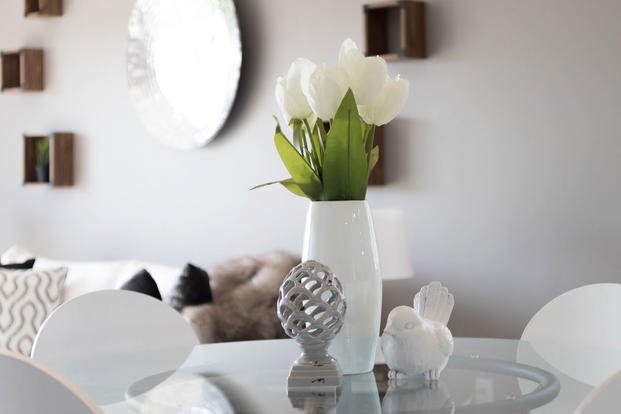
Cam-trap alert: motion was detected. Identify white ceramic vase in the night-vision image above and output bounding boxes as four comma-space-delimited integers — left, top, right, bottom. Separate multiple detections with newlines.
302, 200, 382, 375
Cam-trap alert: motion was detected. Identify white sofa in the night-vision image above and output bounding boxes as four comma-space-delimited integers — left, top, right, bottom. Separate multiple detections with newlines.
2, 245, 413, 336
1, 245, 181, 303
2, 245, 304, 345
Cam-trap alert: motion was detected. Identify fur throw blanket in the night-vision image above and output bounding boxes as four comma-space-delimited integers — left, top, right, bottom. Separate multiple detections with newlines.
182, 251, 300, 343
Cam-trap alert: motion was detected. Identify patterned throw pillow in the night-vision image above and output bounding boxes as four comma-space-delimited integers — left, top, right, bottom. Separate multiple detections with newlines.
0, 267, 67, 355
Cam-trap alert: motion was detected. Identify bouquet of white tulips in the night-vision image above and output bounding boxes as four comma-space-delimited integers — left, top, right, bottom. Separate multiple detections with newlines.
255, 39, 409, 200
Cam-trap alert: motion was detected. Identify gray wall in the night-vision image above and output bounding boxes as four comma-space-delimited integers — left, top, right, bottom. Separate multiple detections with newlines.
1, 0, 620, 338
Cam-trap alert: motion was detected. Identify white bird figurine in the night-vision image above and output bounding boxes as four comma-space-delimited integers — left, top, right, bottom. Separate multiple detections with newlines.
381, 282, 455, 382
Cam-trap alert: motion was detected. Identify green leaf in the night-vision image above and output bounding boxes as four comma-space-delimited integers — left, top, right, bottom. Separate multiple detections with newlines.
322, 89, 368, 200
362, 123, 375, 153
250, 178, 307, 197
368, 145, 380, 178
274, 129, 323, 200
280, 179, 307, 197
361, 122, 371, 143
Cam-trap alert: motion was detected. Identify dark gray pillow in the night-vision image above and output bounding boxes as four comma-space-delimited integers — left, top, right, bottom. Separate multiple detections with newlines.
167, 263, 213, 311
120, 269, 162, 301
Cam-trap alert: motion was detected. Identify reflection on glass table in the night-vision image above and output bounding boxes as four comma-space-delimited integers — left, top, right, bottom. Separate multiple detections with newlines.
103, 337, 619, 413
125, 357, 558, 413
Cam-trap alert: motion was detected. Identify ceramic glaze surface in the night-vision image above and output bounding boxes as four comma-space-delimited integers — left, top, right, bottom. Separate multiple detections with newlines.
382, 282, 456, 381
127, 0, 241, 149
413, 281, 455, 326
277, 261, 346, 347
302, 201, 382, 375
277, 261, 347, 389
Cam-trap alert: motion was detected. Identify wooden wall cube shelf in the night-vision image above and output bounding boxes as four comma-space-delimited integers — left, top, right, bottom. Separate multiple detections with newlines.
25, 0, 63, 17
24, 133, 74, 187
369, 125, 385, 186
1, 48, 44, 92
364, 0, 427, 60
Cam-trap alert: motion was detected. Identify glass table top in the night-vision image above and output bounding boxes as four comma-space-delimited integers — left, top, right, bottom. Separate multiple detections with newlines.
71, 337, 619, 413
125, 357, 559, 414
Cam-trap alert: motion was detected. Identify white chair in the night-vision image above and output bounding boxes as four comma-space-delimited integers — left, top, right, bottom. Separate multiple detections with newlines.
575, 370, 621, 414
31, 290, 198, 406
521, 283, 621, 386
0, 350, 100, 414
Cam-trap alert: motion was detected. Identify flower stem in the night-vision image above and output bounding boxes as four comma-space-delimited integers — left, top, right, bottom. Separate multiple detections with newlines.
303, 119, 322, 176
293, 120, 311, 165
364, 123, 376, 153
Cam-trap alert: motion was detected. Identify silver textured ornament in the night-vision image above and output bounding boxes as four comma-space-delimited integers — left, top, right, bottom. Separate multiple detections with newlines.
277, 260, 346, 391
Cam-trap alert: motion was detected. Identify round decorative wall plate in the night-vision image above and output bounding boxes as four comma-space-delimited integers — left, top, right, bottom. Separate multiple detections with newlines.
127, 0, 242, 149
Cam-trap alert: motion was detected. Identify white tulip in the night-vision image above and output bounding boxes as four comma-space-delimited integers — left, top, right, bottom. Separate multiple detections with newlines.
304, 63, 349, 121
275, 58, 317, 122
338, 38, 387, 105
359, 75, 409, 126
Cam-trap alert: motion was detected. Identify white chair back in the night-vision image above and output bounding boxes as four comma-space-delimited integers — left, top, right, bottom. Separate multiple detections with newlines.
0, 350, 100, 414
576, 370, 621, 414
521, 283, 621, 386
31, 290, 198, 406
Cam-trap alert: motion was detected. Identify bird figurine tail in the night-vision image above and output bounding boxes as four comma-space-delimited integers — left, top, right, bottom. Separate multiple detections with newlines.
413, 282, 455, 326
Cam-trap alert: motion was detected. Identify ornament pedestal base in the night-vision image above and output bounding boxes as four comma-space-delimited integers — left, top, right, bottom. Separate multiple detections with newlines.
288, 355, 342, 391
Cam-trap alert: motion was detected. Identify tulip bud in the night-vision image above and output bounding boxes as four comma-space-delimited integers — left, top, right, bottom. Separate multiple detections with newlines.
275, 58, 317, 122
304, 64, 349, 121
359, 75, 410, 126
338, 38, 387, 105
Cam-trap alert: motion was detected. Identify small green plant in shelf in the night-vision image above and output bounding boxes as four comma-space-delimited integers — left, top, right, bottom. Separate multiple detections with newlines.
35, 139, 50, 182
